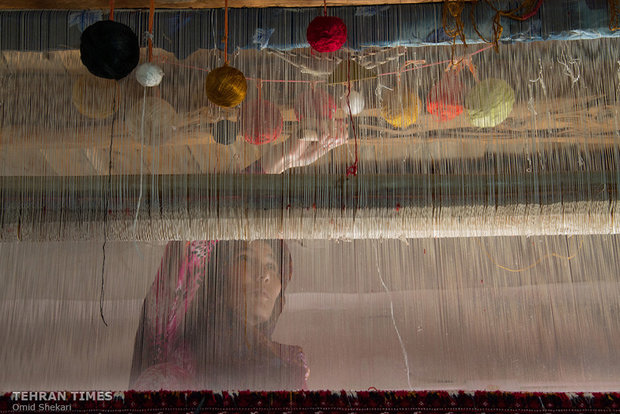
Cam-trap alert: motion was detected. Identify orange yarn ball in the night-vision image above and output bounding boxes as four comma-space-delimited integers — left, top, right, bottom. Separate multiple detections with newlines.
205, 65, 247, 108
426, 70, 465, 122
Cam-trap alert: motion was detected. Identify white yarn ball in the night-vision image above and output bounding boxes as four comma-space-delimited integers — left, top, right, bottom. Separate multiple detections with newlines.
135, 63, 164, 87
341, 90, 365, 116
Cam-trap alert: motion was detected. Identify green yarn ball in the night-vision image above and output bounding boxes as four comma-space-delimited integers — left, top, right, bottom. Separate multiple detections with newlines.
465, 79, 515, 128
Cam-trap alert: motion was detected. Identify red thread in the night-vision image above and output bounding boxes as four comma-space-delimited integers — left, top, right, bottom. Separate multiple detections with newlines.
512, 0, 544, 21
109, 0, 114, 21
345, 56, 358, 177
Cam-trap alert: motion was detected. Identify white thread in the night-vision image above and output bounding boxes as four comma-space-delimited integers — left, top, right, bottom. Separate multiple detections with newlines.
373, 243, 412, 390
132, 88, 147, 235
557, 52, 581, 86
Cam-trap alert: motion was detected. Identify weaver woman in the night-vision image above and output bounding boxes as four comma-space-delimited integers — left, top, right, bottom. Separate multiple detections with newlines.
129, 121, 347, 390
130, 240, 309, 390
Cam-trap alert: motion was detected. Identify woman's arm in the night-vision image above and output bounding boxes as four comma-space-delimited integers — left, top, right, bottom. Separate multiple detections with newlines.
259, 119, 349, 174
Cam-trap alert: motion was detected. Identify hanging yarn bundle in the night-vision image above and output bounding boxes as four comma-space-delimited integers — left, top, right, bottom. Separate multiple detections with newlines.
136, 63, 164, 87
381, 89, 421, 129
126, 96, 178, 145
241, 99, 283, 145
80, 20, 140, 80
426, 69, 465, 122
205, 65, 247, 108
307, 15, 347, 53
71, 75, 119, 119
294, 88, 336, 121
205, 0, 247, 108
465, 78, 515, 128
135, 0, 163, 88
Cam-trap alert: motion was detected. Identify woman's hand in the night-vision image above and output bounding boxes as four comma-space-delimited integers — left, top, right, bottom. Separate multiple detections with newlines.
262, 119, 349, 174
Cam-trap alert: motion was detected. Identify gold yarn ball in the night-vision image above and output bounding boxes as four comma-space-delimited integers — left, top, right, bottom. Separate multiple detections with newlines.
126, 97, 178, 145
205, 65, 247, 108
71, 75, 119, 119
380, 89, 421, 128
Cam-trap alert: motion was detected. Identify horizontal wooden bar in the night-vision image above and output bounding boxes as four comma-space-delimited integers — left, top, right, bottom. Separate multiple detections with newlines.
0, 0, 443, 10
0, 171, 617, 241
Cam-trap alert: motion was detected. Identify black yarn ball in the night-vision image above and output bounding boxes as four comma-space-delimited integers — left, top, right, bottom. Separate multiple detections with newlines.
213, 120, 238, 145
80, 20, 140, 80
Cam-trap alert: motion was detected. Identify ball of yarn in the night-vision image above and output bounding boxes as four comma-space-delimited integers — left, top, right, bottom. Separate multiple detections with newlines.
306, 16, 347, 53
136, 63, 164, 87
205, 65, 247, 108
212, 120, 238, 145
465, 78, 515, 128
341, 90, 365, 116
72, 75, 119, 119
294, 89, 336, 121
426, 70, 464, 122
80, 20, 140, 80
381, 89, 421, 128
126, 97, 178, 145
241, 99, 283, 145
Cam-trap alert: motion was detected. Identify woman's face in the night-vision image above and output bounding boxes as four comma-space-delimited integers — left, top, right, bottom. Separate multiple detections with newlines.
225, 241, 283, 326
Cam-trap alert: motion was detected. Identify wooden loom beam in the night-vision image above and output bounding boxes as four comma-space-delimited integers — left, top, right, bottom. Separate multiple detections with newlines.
0, 171, 617, 241
0, 0, 447, 10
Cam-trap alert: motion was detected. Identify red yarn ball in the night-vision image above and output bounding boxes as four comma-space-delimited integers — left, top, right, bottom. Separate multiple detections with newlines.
294, 89, 336, 122
241, 99, 283, 145
306, 16, 347, 53
426, 70, 465, 122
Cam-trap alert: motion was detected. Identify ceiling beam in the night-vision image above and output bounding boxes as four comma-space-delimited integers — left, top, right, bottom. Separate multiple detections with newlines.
0, 0, 443, 10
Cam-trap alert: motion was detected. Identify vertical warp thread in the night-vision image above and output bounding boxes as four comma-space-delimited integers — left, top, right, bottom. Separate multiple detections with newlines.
100, 95, 118, 327
373, 243, 412, 389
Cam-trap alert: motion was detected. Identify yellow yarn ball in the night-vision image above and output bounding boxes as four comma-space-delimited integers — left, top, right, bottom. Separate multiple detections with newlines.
380, 89, 421, 128
205, 65, 247, 108
72, 75, 119, 119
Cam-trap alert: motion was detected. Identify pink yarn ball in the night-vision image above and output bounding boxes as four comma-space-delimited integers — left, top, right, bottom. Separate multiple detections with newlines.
241, 99, 283, 145
306, 16, 347, 53
294, 89, 336, 122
